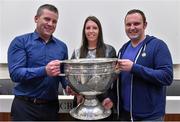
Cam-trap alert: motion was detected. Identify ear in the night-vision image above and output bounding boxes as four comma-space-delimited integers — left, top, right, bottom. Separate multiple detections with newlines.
143, 22, 147, 29
34, 16, 38, 23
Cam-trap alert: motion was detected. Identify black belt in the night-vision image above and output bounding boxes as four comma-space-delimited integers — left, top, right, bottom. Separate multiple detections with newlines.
15, 96, 58, 105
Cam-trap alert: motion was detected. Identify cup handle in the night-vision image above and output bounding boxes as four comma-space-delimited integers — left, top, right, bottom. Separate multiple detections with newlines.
59, 60, 66, 77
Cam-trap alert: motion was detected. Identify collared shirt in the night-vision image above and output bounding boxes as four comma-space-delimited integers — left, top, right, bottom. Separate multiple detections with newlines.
8, 31, 68, 100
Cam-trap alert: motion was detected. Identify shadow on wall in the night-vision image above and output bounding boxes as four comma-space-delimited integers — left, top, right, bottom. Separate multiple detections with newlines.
0, 79, 64, 95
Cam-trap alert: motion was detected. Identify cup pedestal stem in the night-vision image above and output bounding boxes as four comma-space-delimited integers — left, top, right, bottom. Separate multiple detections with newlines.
69, 95, 111, 120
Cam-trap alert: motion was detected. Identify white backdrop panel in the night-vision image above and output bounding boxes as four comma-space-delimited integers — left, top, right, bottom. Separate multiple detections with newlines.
0, 0, 179, 63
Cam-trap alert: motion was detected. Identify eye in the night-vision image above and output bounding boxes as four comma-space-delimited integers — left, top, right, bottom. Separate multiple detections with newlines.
86, 26, 90, 30
52, 20, 57, 24
44, 17, 51, 22
93, 26, 98, 30
133, 22, 141, 26
126, 23, 131, 27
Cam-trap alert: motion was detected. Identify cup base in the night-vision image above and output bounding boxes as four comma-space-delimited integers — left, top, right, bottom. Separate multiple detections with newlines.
69, 99, 111, 120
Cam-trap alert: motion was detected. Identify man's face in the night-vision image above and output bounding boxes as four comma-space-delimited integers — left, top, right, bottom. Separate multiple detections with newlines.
125, 13, 146, 42
35, 9, 58, 41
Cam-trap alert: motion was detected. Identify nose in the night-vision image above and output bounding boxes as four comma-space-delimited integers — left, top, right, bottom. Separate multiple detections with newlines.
48, 20, 54, 26
89, 28, 93, 32
130, 24, 135, 29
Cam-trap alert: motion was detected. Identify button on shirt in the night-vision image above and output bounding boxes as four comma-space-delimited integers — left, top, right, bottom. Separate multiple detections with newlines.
8, 31, 68, 100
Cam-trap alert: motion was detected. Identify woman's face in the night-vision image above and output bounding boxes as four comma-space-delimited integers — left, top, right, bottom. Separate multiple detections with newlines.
85, 20, 99, 44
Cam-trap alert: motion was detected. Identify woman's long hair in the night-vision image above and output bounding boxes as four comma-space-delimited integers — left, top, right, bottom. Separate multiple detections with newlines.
80, 16, 106, 58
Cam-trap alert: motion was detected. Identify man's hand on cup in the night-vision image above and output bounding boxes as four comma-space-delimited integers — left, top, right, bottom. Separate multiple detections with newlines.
46, 60, 61, 76
117, 59, 133, 72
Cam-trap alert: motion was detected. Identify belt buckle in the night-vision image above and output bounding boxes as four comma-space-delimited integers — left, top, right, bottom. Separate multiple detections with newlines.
33, 98, 37, 104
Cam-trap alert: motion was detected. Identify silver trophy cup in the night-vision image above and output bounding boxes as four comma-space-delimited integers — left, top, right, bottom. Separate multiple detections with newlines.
63, 58, 118, 120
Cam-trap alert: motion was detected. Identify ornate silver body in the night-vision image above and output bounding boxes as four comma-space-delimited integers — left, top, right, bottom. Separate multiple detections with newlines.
63, 58, 118, 120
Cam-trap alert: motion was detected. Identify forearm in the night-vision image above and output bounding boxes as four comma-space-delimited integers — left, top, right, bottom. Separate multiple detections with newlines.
9, 66, 46, 82
132, 63, 173, 86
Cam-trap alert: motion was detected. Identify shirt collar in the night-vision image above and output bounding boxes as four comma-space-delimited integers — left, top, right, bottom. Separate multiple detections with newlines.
32, 31, 56, 43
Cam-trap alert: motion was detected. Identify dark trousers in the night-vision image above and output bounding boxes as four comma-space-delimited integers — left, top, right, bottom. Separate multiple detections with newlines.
11, 96, 60, 121
118, 108, 164, 121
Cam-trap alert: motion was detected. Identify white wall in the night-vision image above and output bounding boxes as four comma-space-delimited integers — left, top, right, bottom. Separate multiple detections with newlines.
0, 0, 180, 63
0, 1, 2, 59
178, 0, 180, 63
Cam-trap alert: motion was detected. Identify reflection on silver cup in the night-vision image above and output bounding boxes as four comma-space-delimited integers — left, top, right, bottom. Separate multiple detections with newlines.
63, 58, 118, 120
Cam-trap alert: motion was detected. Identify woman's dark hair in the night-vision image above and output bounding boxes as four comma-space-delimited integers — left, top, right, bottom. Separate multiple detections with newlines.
80, 16, 106, 58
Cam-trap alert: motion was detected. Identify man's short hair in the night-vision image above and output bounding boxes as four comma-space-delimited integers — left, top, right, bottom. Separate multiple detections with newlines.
125, 9, 146, 24
36, 4, 58, 16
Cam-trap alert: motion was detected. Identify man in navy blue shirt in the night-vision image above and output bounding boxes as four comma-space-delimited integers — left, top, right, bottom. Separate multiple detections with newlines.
103, 9, 173, 121
8, 4, 68, 121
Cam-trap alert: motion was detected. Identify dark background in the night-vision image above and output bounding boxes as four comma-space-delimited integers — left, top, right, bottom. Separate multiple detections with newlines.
0, 79, 179, 96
